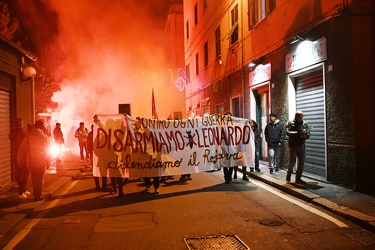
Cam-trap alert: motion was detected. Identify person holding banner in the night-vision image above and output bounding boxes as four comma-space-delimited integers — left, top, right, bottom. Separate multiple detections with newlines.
144, 177, 160, 194
88, 124, 107, 191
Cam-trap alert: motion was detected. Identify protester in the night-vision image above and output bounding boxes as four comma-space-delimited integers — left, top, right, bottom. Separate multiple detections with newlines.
87, 124, 94, 165
180, 174, 192, 181
223, 166, 233, 184
232, 166, 249, 181
53, 122, 64, 162
222, 112, 235, 183
75, 122, 89, 163
17, 119, 50, 201
265, 113, 285, 174
285, 111, 311, 184
9, 118, 30, 198
144, 177, 160, 194
250, 119, 261, 172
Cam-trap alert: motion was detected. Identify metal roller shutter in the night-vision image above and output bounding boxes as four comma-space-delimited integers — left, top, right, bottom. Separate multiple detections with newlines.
0, 74, 11, 188
296, 71, 326, 178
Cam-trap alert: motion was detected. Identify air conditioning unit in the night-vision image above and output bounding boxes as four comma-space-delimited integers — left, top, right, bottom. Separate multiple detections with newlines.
213, 81, 219, 92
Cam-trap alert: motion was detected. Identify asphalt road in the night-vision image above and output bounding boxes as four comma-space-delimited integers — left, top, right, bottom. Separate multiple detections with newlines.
1, 170, 372, 250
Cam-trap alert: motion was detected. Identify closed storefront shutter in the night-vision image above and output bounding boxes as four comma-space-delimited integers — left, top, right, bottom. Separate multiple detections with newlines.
0, 73, 12, 188
296, 71, 326, 178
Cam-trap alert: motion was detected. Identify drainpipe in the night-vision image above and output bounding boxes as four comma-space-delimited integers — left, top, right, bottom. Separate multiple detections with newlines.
241, 0, 245, 118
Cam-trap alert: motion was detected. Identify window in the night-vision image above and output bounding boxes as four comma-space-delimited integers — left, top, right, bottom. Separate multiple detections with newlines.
203, 106, 210, 116
215, 26, 221, 58
204, 41, 208, 67
186, 20, 189, 39
231, 97, 240, 117
195, 53, 199, 75
248, 0, 276, 28
203, 0, 207, 11
215, 104, 224, 114
186, 64, 190, 82
231, 5, 239, 44
194, 3, 198, 25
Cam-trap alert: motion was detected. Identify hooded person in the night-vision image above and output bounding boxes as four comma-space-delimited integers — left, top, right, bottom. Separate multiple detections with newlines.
17, 119, 51, 201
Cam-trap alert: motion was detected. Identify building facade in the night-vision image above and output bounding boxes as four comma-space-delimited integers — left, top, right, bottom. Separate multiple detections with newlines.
164, 0, 186, 119
183, 0, 374, 193
0, 35, 36, 190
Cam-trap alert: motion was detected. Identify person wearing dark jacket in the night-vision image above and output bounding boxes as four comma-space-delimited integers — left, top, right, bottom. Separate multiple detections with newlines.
285, 111, 311, 184
9, 118, 29, 198
265, 113, 285, 174
17, 119, 50, 201
53, 123, 64, 162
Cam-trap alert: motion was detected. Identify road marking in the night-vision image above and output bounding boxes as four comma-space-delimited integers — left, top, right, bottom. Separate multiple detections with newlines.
3, 180, 79, 250
250, 179, 349, 228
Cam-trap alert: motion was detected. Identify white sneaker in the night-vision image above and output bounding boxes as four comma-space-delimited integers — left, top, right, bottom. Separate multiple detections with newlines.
80, 160, 84, 163
24, 191, 31, 196
19, 193, 27, 199
154, 188, 160, 194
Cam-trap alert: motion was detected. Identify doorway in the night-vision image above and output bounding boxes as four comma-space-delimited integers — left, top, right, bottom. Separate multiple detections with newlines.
251, 84, 269, 160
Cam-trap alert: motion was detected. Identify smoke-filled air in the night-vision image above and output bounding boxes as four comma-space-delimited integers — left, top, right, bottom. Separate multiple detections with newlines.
16, 0, 185, 121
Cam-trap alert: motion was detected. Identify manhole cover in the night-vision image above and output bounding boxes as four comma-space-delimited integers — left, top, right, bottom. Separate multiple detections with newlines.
184, 235, 249, 250
259, 219, 285, 226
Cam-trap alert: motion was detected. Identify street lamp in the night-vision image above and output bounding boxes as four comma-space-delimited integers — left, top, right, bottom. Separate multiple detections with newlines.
23, 66, 37, 79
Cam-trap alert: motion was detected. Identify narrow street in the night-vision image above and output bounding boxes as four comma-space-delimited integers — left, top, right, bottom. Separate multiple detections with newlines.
1, 169, 371, 250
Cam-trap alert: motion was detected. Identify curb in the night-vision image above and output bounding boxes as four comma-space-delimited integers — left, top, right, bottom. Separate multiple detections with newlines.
0, 170, 81, 238
247, 171, 375, 233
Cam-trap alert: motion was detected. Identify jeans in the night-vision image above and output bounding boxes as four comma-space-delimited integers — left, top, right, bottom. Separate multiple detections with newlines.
255, 151, 260, 170
268, 146, 281, 171
287, 144, 306, 179
30, 167, 45, 201
79, 141, 88, 160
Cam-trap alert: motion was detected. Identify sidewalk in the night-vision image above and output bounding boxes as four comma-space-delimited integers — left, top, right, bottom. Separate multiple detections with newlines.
246, 162, 375, 233
0, 151, 87, 238
1, 157, 374, 239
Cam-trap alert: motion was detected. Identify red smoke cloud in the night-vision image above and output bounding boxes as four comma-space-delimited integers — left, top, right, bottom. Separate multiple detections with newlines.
15, 0, 185, 120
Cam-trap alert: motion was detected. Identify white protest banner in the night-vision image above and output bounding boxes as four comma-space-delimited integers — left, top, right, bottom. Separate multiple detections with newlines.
92, 114, 255, 178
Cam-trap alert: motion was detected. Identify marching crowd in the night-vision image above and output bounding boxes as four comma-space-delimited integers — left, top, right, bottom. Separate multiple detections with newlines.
9, 111, 310, 201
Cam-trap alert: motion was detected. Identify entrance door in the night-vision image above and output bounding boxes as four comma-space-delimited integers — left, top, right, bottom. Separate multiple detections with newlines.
295, 71, 326, 178
254, 85, 269, 160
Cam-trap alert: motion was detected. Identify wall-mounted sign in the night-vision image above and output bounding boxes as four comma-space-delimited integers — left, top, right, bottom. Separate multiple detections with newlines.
285, 37, 327, 73
249, 63, 271, 87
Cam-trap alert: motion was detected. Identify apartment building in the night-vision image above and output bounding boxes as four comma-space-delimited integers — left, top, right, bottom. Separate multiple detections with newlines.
164, 0, 186, 119
183, 0, 374, 193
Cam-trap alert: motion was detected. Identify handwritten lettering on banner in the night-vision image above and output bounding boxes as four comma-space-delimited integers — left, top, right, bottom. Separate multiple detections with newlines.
92, 114, 254, 178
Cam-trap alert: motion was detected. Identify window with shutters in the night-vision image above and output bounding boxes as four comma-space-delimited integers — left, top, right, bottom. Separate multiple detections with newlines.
248, 0, 276, 29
